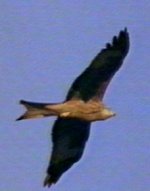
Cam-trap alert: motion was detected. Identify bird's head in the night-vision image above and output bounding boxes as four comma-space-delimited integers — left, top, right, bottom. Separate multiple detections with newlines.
100, 108, 116, 120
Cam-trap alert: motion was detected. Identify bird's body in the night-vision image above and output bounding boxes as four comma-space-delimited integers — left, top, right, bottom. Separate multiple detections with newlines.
18, 99, 115, 122
17, 28, 130, 187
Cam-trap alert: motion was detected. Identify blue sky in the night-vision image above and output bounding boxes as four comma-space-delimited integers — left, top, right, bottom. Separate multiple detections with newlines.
0, 1, 149, 191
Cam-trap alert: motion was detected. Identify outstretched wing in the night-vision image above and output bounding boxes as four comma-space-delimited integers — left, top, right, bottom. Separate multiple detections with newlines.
44, 28, 130, 187
44, 118, 90, 186
67, 28, 129, 101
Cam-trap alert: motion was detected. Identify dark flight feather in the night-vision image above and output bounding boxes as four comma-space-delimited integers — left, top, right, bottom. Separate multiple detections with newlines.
66, 28, 129, 101
44, 119, 90, 186
43, 28, 129, 187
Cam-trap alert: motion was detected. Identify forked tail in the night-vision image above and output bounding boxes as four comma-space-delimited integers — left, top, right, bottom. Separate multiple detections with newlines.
16, 100, 56, 121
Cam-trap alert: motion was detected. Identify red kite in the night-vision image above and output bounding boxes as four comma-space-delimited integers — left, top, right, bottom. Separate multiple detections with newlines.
17, 28, 129, 187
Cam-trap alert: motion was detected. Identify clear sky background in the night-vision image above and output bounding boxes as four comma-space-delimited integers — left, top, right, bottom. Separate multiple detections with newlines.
0, 1, 149, 191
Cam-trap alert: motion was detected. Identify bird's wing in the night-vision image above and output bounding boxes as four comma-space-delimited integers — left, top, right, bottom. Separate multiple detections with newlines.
44, 118, 90, 187
66, 28, 129, 101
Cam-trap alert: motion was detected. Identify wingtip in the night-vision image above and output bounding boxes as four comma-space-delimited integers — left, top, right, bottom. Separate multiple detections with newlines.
104, 27, 129, 50
120, 27, 129, 36
120, 27, 128, 33
124, 27, 128, 32
43, 175, 55, 188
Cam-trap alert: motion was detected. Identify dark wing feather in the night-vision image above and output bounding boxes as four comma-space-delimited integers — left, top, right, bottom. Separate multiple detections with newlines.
67, 28, 129, 101
44, 28, 130, 187
44, 118, 90, 187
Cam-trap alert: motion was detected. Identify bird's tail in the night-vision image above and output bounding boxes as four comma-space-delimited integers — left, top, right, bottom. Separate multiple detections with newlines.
16, 100, 56, 121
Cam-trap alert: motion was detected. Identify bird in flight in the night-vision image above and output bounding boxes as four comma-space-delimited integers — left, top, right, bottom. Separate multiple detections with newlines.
17, 28, 129, 188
